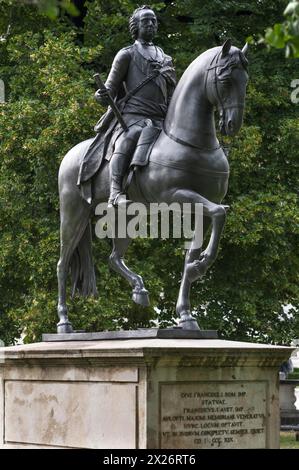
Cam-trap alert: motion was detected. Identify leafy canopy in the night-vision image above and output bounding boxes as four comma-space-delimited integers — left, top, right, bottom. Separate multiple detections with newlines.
263, 0, 299, 58
0, 0, 298, 345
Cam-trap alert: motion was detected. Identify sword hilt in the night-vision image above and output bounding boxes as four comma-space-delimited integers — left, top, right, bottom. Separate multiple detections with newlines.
93, 73, 128, 132
93, 73, 107, 92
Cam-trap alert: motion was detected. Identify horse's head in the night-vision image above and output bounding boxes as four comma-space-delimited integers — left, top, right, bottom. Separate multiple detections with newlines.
206, 40, 249, 137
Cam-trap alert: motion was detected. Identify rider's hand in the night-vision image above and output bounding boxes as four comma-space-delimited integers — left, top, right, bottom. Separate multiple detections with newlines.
95, 88, 110, 106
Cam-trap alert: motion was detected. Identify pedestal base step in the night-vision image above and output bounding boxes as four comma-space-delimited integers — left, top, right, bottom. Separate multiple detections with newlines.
42, 328, 218, 342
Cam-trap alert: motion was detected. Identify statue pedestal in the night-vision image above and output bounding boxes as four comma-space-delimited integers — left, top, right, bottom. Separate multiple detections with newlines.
0, 338, 292, 449
280, 380, 299, 427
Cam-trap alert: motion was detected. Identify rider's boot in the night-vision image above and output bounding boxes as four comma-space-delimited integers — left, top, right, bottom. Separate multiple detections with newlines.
107, 152, 132, 208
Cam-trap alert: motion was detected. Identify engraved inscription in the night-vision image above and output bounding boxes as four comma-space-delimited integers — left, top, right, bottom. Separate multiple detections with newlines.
160, 382, 267, 449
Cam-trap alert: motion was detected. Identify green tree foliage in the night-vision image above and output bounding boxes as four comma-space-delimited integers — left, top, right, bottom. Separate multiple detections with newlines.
0, 0, 298, 344
263, 0, 299, 58
23, 0, 79, 20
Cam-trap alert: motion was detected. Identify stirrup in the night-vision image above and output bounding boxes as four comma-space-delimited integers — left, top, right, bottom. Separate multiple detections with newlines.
108, 193, 132, 208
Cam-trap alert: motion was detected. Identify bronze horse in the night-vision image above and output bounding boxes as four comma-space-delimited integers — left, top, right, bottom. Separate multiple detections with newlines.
57, 40, 249, 333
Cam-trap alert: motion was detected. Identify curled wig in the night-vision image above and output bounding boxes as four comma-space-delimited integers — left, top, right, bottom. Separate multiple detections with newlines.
129, 5, 157, 40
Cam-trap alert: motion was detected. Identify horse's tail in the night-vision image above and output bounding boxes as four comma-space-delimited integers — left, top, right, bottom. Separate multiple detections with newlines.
70, 222, 98, 298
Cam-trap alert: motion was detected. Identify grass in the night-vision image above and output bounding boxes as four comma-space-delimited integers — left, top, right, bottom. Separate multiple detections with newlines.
288, 367, 299, 380
280, 432, 299, 449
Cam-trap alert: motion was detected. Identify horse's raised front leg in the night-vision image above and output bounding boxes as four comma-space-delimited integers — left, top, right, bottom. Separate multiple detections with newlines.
109, 223, 150, 307
171, 189, 227, 329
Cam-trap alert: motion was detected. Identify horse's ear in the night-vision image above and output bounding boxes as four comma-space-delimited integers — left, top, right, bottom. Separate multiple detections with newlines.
242, 43, 249, 56
221, 39, 232, 57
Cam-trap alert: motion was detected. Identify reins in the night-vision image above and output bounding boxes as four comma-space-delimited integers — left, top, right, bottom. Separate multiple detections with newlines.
165, 48, 245, 154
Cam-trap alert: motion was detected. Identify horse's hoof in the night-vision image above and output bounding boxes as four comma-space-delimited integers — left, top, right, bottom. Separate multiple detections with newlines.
186, 259, 208, 282
57, 321, 73, 334
132, 288, 150, 307
178, 311, 200, 330
179, 319, 200, 330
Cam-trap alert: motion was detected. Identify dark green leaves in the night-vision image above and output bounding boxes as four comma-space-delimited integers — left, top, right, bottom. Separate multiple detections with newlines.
0, 1, 298, 345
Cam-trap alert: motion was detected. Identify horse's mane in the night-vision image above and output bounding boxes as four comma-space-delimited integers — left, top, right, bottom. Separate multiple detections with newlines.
185, 44, 248, 80
168, 44, 248, 114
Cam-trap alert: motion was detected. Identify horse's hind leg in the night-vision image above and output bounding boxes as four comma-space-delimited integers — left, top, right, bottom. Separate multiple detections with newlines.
109, 232, 150, 307
57, 193, 91, 333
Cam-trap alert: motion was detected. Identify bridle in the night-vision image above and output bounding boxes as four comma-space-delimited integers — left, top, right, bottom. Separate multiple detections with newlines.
206, 50, 246, 135
164, 48, 247, 152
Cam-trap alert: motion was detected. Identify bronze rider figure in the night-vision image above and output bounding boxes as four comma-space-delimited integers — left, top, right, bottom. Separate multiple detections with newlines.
94, 5, 176, 207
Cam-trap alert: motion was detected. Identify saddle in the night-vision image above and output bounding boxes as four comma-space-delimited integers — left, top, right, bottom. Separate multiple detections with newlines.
79, 124, 161, 204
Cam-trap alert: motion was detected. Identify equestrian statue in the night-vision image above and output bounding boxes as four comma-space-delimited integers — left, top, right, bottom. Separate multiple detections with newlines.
57, 5, 249, 333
